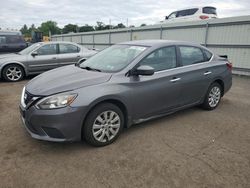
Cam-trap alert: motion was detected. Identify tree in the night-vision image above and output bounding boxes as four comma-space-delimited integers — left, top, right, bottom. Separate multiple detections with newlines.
20, 24, 29, 37
38, 21, 61, 36
113, 23, 126, 29
140, 23, 147, 27
62, 24, 79, 34
79, 25, 95, 32
95, 21, 106, 31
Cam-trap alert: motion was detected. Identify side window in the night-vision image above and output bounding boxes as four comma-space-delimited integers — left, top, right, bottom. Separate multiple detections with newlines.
177, 8, 198, 17
0, 36, 6, 44
36, 44, 57, 55
203, 49, 213, 61
168, 12, 177, 19
140, 46, 177, 72
59, 44, 80, 54
179, 46, 205, 66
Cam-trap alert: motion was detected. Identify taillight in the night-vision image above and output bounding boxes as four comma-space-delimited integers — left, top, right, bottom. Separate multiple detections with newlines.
200, 15, 209, 19
226, 61, 232, 71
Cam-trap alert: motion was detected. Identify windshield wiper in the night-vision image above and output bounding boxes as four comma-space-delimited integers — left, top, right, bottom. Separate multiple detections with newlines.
80, 66, 101, 72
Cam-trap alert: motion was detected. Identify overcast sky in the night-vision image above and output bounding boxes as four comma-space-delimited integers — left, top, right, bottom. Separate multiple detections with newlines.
0, 0, 250, 30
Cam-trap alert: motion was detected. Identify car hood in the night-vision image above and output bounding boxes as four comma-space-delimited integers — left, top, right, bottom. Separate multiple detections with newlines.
26, 65, 112, 96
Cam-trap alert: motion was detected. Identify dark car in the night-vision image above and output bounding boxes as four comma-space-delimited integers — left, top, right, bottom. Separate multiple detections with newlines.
0, 31, 27, 53
20, 40, 232, 147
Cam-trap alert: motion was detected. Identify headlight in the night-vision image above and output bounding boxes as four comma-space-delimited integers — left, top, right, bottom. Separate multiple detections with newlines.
35, 93, 77, 109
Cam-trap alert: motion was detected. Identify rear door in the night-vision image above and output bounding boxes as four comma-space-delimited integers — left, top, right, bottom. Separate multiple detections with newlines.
129, 46, 183, 119
26, 43, 59, 73
57, 43, 82, 66
176, 45, 213, 106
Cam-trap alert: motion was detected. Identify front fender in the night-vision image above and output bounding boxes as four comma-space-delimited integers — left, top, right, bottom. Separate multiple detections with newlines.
0, 61, 28, 78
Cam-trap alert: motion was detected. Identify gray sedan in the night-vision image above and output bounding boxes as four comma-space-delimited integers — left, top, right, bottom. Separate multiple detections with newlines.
20, 40, 232, 147
0, 41, 97, 81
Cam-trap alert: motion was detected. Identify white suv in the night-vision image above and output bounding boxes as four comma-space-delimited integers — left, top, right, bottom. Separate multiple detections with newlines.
162, 6, 217, 23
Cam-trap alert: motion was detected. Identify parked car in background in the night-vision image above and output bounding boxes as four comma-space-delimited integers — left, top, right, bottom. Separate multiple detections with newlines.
0, 41, 97, 81
162, 6, 217, 23
0, 31, 27, 53
20, 40, 232, 147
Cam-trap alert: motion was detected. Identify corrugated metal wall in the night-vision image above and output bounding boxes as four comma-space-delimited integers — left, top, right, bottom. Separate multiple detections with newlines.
51, 16, 250, 75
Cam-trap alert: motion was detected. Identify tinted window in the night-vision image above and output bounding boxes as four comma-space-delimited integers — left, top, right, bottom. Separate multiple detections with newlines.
140, 46, 177, 72
177, 8, 198, 17
59, 44, 80, 54
179, 46, 205, 66
203, 7, 217, 15
6, 35, 24, 43
0, 36, 6, 44
36, 44, 57, 55
203, 49, 213, 61
168, 12, 177, 19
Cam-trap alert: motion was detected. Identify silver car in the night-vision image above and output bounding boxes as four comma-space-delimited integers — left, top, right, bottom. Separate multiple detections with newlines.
0, 41, 97, 81
20, 40, 232, 147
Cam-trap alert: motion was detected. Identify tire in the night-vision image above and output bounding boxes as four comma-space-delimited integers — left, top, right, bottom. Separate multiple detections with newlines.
2, 64, 24, 82
83, 103, 124, 147
202, 82, 222, 110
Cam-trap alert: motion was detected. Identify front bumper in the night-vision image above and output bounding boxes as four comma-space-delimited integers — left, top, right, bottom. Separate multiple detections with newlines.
19, 104, 87, 142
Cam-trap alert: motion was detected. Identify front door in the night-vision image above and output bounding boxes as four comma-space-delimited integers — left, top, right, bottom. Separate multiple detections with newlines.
27, 43, 59, 73
129, 46, 183, 120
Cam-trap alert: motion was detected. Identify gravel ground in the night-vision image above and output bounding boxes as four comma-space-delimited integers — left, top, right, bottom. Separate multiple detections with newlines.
0, 76, 250, 188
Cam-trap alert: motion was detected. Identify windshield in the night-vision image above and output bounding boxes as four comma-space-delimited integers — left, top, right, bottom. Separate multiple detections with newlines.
80, 44, 148, 72
19, 43, 43, 55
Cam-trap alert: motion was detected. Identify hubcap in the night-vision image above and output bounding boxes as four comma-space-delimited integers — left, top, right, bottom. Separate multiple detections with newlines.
92, 111, 121, 143
6, 67, 22, 81
208, 86, 221, 108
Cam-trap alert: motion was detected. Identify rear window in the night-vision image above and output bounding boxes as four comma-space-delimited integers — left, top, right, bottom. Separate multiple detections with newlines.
203, 7, 217, 15
177, 8, 198, 17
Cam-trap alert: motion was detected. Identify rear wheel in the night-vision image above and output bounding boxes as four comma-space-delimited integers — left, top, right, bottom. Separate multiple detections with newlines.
83, 103, 124, 147
202, 82, 222, 110
2, 64, 24, 82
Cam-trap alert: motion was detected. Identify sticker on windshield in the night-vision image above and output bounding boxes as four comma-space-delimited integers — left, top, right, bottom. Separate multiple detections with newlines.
129, 46, 147, 51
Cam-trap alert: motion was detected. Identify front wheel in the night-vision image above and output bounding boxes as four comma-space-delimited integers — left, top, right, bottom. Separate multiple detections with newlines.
2, 64, 24, 82
202, 82, 222, 110
83, 103, 124, 147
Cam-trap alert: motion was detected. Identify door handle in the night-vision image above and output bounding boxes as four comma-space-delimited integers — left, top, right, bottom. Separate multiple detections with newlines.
52, 57, 57, 60
170, 77, 181, 82
204, 71, 212, 76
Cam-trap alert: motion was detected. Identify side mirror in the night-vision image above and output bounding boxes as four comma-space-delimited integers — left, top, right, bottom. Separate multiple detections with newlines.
165, 16, 168, 20
75, 58, 87, 66
31, 51, 38, 57
130, 65, 154, 76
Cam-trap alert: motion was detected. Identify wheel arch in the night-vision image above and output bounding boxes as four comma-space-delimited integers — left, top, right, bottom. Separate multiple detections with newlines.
81, 98, 129, 140
1, 62, 27, 78
212, 78, 225, 96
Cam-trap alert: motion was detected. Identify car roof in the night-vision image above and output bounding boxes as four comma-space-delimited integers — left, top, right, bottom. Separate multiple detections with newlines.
37, 41, 80, 45
119, 40, 203, 48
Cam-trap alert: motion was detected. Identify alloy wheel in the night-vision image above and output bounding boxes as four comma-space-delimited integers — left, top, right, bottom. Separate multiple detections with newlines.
208, 86, 221, 108
6, 66, 23, 81
92, 110, 121, 143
